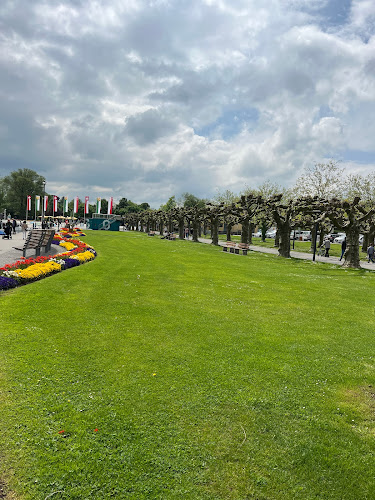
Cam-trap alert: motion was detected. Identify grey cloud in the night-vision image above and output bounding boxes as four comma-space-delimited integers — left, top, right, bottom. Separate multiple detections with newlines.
124, 109, 177, 145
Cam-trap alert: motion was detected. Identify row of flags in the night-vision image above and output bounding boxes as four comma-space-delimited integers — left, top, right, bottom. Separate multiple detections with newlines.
26, 196, 114, 215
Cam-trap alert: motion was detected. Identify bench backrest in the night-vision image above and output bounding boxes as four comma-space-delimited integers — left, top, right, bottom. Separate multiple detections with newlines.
25, 230, 46, 247
238, 243, 249, 248
225, 241, 236, 246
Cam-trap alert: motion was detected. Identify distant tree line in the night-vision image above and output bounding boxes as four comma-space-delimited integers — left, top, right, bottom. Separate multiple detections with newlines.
1, 162, 375, 269
0, 169, 149, 219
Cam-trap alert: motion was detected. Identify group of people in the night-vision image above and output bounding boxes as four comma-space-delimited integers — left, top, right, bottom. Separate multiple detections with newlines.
323, 236, 375, 263
1, 219, 29, 239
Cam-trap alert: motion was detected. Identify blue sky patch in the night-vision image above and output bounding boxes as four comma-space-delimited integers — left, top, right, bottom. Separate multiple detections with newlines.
195, 108, 259, 140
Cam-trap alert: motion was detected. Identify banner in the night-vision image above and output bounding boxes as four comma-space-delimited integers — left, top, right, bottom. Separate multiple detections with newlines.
27, 195, 31, 211
108, 197, 113, 215
85, 196, 89, 214
96, 197, 101, 214
63, 196, 68, 214
53, 196, 58, 213
73, 196, 79, 214
35, 195, 40, 212
44, 195, 49, 212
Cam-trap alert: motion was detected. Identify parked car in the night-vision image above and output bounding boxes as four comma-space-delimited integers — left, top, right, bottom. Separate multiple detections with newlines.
359, 234, 364, 244
290, 230, 311, 241
252, 230, 262, 238
266, 230, 277, 238
334, 234, 346, 244
325, 233, 340, 242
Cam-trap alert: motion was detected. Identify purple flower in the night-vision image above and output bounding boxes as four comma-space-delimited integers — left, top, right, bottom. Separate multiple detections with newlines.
0, 276, 19, 290
63, 258, 81, 269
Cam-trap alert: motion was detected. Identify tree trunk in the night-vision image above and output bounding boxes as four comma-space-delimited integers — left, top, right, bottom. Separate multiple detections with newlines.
343, 227, 361, 268
178, 218, 184, 239
211, 219, 219, 245
261, 222, 267, 242
249, 222, 254, 244
361, 233, 368, 253
203, 221, 207, 236
274, 230, 280, 248
241, 219, 249, 243
369, 228, 375, 246
278, 225, 291, 258
226, 223, 232, 241
192, 220, 199, 242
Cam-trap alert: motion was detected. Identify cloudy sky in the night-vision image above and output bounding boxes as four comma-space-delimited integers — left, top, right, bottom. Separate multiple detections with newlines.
1, 0, 375, 207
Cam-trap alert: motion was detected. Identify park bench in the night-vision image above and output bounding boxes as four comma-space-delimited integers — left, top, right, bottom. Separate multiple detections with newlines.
237, 243, 249, 255
222, 241, 237, 253
14, 229, 55, 257
222, 241, 249, 255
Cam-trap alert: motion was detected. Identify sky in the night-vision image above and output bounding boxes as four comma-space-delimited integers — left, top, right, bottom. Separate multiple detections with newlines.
0, 0, 375, 208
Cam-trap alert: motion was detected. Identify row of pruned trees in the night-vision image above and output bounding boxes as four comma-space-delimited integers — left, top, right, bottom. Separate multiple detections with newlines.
122, 193, 375, 269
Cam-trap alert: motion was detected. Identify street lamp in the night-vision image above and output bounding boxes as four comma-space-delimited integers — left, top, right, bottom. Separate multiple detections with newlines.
42, 180, 46, 228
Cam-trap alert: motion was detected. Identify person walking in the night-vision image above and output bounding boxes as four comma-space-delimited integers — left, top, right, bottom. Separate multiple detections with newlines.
367, 244, 375, 263
324, 238, 331, 257
21, 220, 28, 240
12, 218, 17, 234
339, 237, 346, 261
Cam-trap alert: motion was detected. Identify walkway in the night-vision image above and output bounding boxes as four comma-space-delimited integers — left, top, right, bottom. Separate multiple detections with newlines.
0, 228, 60, 268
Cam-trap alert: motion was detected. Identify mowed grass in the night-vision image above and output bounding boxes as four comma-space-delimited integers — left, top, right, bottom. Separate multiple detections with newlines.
0, 231, 374, 499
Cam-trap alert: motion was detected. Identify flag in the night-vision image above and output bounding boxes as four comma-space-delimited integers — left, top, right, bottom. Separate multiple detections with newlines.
63, 197, 68, 214
27, 195, 31, 211
44, 195, 49, 212
96, 197, 101, 213
73, 196, 79, 214
85, 196, 89, 214
108, 197, 113, 215
53, 196, 58, 212
35, 195, 40, 212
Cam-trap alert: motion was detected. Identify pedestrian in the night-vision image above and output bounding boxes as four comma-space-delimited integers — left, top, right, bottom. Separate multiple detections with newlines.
185, 227, 189, 239
3, 220, 12, 239
12, 218, 17, 234
324, 238, 331, 257
367, 244, 375, 263
21, 220, 28, 240
339, 237, 346, 261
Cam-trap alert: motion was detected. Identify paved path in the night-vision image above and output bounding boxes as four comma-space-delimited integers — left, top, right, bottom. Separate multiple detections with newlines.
196, 237, 375, 271
0, 229, 60, 268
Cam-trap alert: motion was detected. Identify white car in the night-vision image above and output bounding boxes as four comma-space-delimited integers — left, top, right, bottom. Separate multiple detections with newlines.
266, 230, 277, 238
333, 234, 346, 244
252, 230, 262, 238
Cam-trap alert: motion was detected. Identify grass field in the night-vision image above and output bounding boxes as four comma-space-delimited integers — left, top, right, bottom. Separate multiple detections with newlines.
0, 232, 374, 499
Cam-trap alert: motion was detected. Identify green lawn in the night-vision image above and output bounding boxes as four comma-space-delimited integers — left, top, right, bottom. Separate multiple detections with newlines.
0, 232, 374, 499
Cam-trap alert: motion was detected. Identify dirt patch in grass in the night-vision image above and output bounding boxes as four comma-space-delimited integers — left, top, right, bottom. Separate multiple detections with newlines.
0, 479, 17, 500
342, 385, 375, 436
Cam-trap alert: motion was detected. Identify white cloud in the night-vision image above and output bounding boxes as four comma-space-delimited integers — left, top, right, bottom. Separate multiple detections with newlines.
0, 0, 374, 207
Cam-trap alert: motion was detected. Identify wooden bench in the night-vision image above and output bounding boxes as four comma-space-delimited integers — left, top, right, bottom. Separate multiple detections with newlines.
222, 241, 237, 253
34, 229, 55, 253
223, 241, 249, 255
237, 243, 249, 255
14, 229, 55, 257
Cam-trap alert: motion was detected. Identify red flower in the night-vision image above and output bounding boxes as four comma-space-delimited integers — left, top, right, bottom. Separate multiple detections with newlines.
94, 428, 98, 432
58, 430, 65, 434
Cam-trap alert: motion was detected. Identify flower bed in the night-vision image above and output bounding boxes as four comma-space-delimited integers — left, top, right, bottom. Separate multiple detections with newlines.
0, 234, 97, 291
